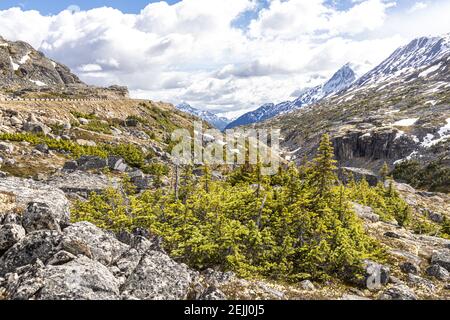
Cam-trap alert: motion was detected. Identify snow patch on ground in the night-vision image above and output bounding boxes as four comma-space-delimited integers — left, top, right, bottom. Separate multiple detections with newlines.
394, 151, 419, 165
10, 57, 19, 71
419, 64, 441, 77
19, 52, 30, 64
29, 79, 46, 86
344, 95, 354, 102
288, 147, 302, 154
425, 100, 438, 106
421, 118, 450, 147
393, 118, 419, 127
386, 109, 400, 115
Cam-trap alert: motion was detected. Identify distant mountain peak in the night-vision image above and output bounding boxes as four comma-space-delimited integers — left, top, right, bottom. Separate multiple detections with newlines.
226, 64, 356, 129
355, 33, 450, 86
176, 102, 231, 131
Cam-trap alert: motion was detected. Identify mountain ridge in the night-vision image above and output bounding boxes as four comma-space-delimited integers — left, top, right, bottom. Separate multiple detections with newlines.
226, 63, 356, 129
176, 102, 231, 131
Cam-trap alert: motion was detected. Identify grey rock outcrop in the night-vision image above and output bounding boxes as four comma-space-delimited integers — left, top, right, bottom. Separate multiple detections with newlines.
0, 224, 25, 251
0, 230, 62, 276
426, 264, 449, 281
61, 222, 128, 266
431, 250, 450, 271
352, 203, 380, 223
120, 250, 196, 300
379, 284, 418, 300
4, 257, 120, 300
362, 260, 390, 290
0, 177, 70, 226
339, 167, 379, 186
46, 171, 120, 197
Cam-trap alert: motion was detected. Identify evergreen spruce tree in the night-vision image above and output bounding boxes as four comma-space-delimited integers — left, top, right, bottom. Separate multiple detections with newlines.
380, 162, 390, 182
203, 164, 212, 193
308, 133, 338, 200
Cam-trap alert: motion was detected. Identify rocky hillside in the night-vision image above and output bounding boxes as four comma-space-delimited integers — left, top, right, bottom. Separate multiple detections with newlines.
226, 64, 356, 129
0, 98, 209, 182
0, 36, 128, 99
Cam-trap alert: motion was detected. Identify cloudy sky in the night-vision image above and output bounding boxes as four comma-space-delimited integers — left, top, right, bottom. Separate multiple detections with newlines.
0, 0, 449, 118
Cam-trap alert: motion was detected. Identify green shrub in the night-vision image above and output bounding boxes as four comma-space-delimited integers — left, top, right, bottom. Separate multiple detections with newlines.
82, 120, 112, 134
70, 111, 98, 120
72, 134, 385, 282
393, 160, 450, 193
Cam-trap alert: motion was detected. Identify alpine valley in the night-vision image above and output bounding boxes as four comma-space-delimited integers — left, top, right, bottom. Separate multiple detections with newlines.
0, 29, 449, 302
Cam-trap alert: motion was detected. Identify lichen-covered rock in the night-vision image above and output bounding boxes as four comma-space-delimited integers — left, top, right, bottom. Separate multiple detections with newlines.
22, 202, 63, 233
352, 203, 380, 223
5, 257, 120, 300
199, 286, 227, 300
60, 222, 128, 266
431, 250, 450, 271
0, 177, 70, 227
379, 285, 417, 300
299, 280, 316, 291
0, 230, 61, 276
362, 260, 390, 290
74, 156, 108, 171
0, 213, 22, 226
400, 262, 420, 275
0, 224, 26, 251
426, 264, 449, 281
22, 122, 51, 135
120, 250, 195, 300
46, 172, 120, 197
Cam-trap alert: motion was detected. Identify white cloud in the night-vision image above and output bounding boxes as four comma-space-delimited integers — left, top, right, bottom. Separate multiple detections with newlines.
0, 0, 449, 117
78, 64, 102, 72
408, 1, 428, 13
248, 0, 395, 39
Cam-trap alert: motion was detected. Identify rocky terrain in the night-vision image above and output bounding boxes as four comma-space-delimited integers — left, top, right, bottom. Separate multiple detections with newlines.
0, 95, 448, 300
0, 36, 128, 100
0, 33, 448, 300
0, 176, 449, 300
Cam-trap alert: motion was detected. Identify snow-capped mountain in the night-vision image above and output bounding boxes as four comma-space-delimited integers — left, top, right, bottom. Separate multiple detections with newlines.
226, 64, 356, 129
176, 103, 231, 131
355, 33, 450, 86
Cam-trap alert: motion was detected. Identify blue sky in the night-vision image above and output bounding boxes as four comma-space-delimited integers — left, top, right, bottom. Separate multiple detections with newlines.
0, 0, 449, 117
0, 0, 180, 14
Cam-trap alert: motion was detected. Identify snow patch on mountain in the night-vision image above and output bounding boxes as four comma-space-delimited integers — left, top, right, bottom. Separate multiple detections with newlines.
355, 33, 450, 86
393, 118, 419, 127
